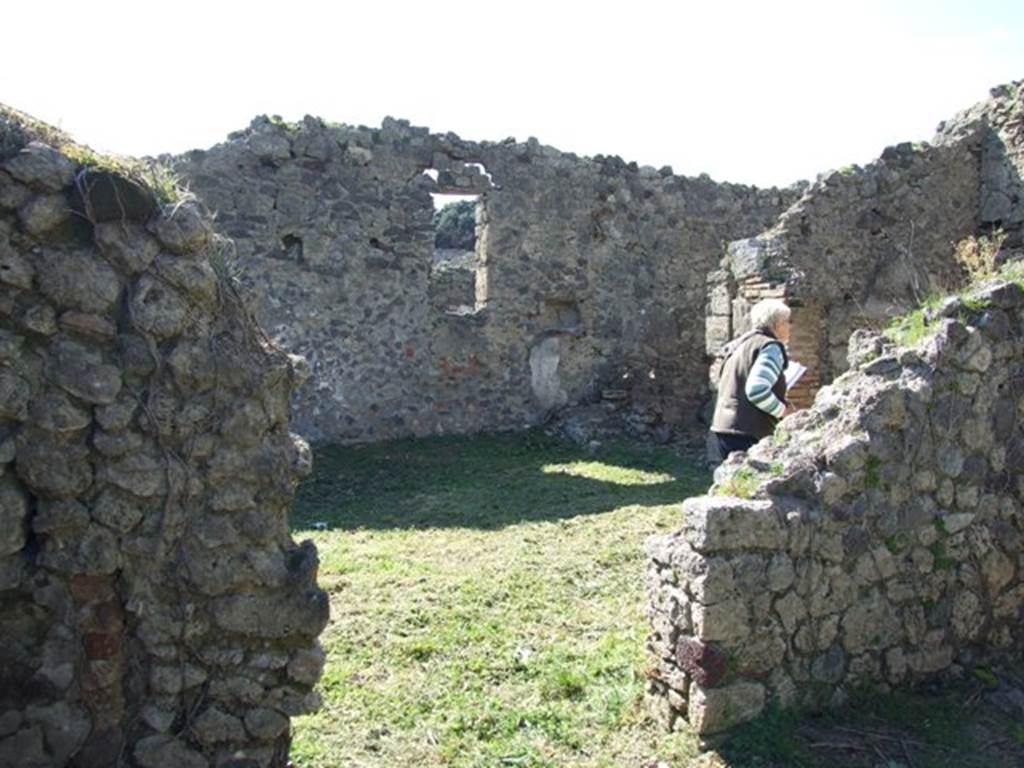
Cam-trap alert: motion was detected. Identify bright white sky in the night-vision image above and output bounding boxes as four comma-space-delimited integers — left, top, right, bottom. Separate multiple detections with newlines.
4, 1, 1023, 188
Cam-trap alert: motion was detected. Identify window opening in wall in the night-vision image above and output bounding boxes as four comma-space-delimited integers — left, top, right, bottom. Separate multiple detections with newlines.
281, 234, 304, 263
430, 193, 483, 316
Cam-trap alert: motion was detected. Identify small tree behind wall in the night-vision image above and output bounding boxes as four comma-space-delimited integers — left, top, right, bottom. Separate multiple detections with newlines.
433, 199, 476, 250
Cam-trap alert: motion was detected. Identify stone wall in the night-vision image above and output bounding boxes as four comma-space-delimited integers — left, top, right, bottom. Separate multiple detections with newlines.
939, 80, 1024, 231
706, 127, 982, 408
0, 113, 327, 767
172, 120, 798, 442
647, 275, 1024, 735
706, 81, 1024, 412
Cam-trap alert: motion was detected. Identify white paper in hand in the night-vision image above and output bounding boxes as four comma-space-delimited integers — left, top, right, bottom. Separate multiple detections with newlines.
784, 361, 807, 389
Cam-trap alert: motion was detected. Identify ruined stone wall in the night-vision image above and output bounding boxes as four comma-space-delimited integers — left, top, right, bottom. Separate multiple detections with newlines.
707, 82, 1024, 411
939, 80, 1024, 232
647, 276, 1024, 736
706, 135, 981, 407
0, 117, 327, 767
173, 121, 797, 442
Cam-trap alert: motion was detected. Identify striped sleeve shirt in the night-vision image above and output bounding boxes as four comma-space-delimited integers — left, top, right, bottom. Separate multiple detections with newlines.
744, 342, 786, 418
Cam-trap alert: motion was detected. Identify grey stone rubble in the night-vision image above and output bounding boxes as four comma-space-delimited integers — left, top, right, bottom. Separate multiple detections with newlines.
646, 275, 1024, 735
0, 113, 328, 768
171, 116, 800, 444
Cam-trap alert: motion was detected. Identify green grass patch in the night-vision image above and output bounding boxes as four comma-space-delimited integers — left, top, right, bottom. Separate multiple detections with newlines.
864, 455, 882, 489
288, 430, 1023, 767
929, 540, 956, 571
713, 466, 763, 499
292, 431, 697, 531
882, 253, 1024, 350
289, 431, 709, 767
972, 666, 999, 688
884, 531, 910, 554
883, 306, 939, 347
1012, 722, 1024, 747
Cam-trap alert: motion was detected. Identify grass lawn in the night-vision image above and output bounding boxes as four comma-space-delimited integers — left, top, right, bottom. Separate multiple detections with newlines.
288, 430, 1024, 768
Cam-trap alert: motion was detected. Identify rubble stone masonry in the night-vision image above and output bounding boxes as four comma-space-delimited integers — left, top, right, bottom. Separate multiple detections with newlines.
0, 114, 328, 768
648, 278, 1024, 735
172, 118, 798, 442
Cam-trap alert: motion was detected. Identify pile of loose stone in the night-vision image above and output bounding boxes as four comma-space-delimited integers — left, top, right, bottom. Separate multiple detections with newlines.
647, 275, 1024, 736
0, 115, 327, 768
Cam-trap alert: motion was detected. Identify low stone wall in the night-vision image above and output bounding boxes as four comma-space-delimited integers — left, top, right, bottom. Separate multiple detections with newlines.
648, 276, 1024, 735
0, 115, 327, 767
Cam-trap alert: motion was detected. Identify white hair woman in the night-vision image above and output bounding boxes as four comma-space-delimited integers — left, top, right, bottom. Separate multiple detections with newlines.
711, 298, 796, 458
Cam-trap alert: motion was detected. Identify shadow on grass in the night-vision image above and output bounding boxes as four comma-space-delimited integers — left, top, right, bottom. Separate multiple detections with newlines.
714, 677, 1024, 768
290, 429, 711, 531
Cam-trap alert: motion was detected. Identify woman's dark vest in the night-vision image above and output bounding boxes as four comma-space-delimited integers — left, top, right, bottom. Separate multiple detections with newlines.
711, 330, 788, 439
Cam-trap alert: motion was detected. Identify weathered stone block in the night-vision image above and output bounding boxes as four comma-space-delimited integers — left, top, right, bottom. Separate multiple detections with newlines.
59, 310, 117, 340
243, 708, 289, 742
287, 645, 326, 686
98, 452, 166, 498
212, 588, 330, 640
16, 428, 93, 498
134, 735, 209, 768
3, 143, 75, 191
0, 725, 47, 767
687, 681, 765, 735
29, 388, 91, 433
130, 275, 190, 338
681, 497, 785, 553
841, 590, 902, 653
810, 643, 846, 683
156, 253, 218, 308
38, 249, 121, 313
32, 498, 89, 535
48, 339, 122, 404
773, 590, 807, 636
691, 599, 751, 643
25, 702, 90, 765
95, 221, 161, 274
193, 707, 247, 745
149, 202, 212, 255
0, 368, 31, 420
0, 245, 34, 290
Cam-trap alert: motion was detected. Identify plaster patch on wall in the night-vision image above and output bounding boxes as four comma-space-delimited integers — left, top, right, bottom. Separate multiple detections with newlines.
529, 336, 568, 410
